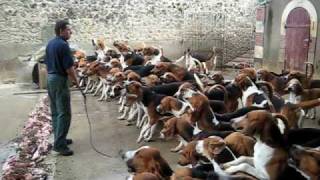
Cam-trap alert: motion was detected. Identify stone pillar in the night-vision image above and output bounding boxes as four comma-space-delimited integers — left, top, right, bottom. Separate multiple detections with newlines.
254, 5, 266, 68
38, 63, 47, 89
213, 47, 223, 70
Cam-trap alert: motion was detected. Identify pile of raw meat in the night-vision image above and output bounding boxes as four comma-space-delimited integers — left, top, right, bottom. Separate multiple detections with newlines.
2, 96, 52, 180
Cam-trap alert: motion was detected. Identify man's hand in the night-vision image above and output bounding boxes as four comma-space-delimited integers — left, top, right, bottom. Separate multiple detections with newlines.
72, 80, 80, 88
66, 66, 79, 88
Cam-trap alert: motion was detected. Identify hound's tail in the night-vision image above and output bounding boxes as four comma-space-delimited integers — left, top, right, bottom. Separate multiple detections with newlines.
305, 62, 314, 82
298, 98, 320, 110
217, 106, 267, 122
207, 84, 229, 103
194, 73, 204, 92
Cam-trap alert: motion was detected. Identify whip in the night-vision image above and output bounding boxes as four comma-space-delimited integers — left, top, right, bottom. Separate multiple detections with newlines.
78, 87, 114, 158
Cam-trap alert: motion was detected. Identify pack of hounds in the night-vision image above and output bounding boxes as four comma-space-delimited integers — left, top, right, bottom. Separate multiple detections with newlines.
72, 38, 320, 180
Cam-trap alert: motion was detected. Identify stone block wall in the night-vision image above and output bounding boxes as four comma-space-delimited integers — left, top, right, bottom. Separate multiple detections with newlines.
0, 0, 256, 83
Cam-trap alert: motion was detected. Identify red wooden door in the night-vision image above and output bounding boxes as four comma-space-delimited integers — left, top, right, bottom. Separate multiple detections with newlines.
285, 7, 310, 72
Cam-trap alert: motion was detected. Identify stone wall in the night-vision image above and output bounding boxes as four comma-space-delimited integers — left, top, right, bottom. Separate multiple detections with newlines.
0, 0, 256, 83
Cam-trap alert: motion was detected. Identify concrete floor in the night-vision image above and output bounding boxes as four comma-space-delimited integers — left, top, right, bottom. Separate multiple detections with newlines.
53, 70, 239, 180
1, 71, 319, 179
0, 83, 181, 180
54, 92, 180, 180
54, 86, 320, 180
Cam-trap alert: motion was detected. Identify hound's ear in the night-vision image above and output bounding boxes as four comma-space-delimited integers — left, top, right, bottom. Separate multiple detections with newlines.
184, 146, 198, 166
134, 82, 141, 88
158, 157, 173, 177
120, 73, 126, 79
147, 159, 162, 178
154, 49, 160, 55
186, 102, 196, 113
272, 113, 289, 133
296, 83, 304, 94
209, 139, 225, 155
185, 101, 195, 113
167, 118, 178, 136
262, 119, 285, 145
243, 120, 261, 136
148, 155, 173, 178
311, 151, 320, 162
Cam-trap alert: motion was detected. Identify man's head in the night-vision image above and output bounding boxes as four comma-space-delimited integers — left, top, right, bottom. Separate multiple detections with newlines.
55, 20, 72, 40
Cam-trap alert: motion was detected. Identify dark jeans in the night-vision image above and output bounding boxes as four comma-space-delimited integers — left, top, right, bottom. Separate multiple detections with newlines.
47, 74, 71, 151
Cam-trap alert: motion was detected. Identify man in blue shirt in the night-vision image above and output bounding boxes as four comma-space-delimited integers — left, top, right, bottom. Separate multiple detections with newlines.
45, 20, 79, 156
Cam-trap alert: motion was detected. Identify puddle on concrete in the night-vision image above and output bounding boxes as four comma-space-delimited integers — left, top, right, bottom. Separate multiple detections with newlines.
0, 142, 18, 175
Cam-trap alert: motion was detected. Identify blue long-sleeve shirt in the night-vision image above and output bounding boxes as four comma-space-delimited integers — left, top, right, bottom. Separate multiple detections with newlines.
44, 36, 74, 76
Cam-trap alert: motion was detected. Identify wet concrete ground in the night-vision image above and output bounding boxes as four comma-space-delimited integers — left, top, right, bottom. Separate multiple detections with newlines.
0, 84, 41, 176
54, 92, 179, 180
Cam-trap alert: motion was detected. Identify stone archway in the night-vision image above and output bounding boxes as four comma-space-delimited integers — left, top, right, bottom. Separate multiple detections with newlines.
279, 0, 317, 69
285, 7, 310, 71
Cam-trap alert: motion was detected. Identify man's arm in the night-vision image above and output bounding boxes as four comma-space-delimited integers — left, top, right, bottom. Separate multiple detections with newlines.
60, 42, 78, 87
66, 66, 79, 87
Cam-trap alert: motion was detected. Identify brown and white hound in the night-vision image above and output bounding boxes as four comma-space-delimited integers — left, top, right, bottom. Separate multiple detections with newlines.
195, 136, 258, 179
96, 67, 122, 101
159, 115, 193, 152
290, 145, 320, 180
160, 72, 179, 83
73, 50, 86, 60
141, 74, 160, 87
235, 73, 276, 112
126, 71, 141, 82
208, 71, 228, 85
142, 46, 163, 65
287, 63, 320, 89
121, 146, 173, 180
156, 96, 193, 118
239, 68, 257, 82
287, 78, 320, 103
280, 99, 320, 128
178, 136, 257, 179
83, 61, 107, 94
125, 81, 170, 142
151, 62, 194, 81
256, 69, 289, 95
224, 110, 294, 179
287, 78, 320, 120
113, 40, 131, 53
178, 134, 255, 166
